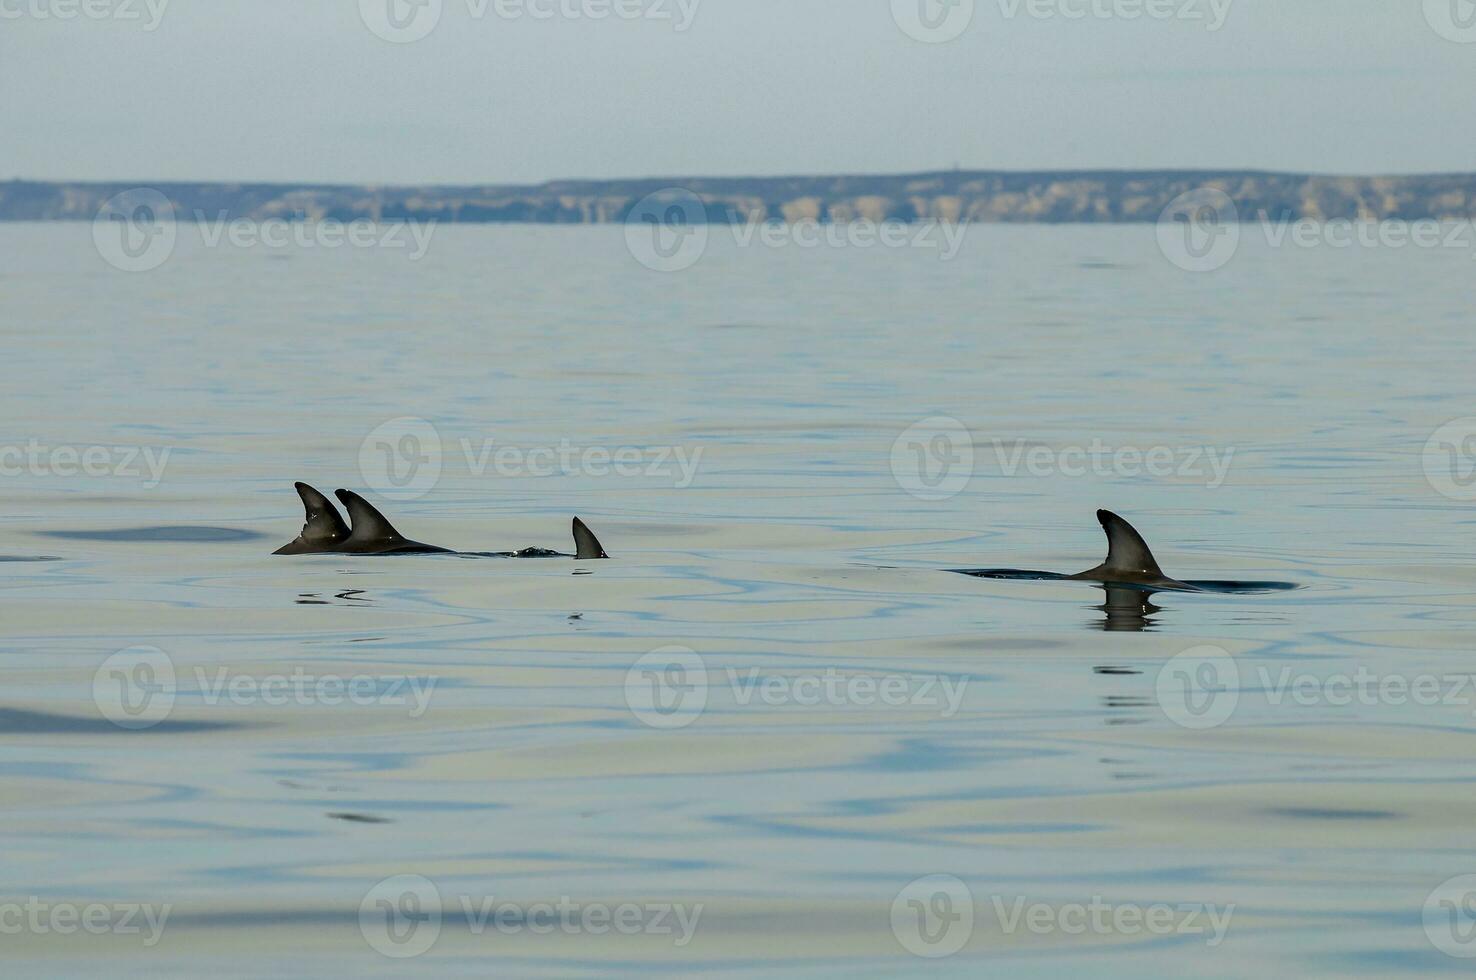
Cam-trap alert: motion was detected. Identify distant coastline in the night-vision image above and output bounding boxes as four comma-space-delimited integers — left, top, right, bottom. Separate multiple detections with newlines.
4, 170, 1475, 224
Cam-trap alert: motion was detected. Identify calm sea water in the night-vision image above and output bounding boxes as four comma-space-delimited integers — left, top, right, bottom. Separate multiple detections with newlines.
3, 220, 1476, 976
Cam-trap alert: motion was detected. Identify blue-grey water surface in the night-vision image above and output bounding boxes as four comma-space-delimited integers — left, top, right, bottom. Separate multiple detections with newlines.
2, 221, 1475, 976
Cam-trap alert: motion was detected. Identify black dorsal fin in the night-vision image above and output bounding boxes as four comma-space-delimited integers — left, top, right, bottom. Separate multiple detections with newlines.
335, 489, 408, 545
1095, 510, 1164, 577
295, 482, 350, 543
273, 481, 352, 554
572, 518, 608, 560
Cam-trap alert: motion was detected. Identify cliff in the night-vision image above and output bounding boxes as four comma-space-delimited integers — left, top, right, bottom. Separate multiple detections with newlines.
3, 170, 1474, 223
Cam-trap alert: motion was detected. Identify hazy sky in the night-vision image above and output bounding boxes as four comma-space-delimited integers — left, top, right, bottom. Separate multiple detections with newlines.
2, 0, 1473, 183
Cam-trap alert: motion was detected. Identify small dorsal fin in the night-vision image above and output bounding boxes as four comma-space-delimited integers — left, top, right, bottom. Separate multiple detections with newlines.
335, 489, 408, 544
572, 517, 608, 560
1096, 510, 1163, 577
295, 482, 349, 543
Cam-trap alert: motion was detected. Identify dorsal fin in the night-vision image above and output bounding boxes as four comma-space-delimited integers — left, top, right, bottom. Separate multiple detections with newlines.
274, 481, 352, 554
1096, 509, 1163, 577
572, 517, 608, 560
295, 482, 349, 543
335, 489, 408, 545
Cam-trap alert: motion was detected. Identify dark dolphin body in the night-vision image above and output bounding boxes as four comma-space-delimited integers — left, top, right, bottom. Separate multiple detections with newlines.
332, 489, 451, 555
273, 482, 608, 559
274, 483, 351, 555
951, 509, 1296, 595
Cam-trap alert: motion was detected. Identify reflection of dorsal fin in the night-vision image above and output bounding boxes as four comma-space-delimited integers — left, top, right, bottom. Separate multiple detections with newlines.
572, 518, 608, 560
335, 489, 408, 545
1096, 510, 1163, 577
295, 482, 349, 544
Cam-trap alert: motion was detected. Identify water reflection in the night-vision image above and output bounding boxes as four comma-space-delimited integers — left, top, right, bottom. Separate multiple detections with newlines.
952, 569, 1298, 632
1096, 584, 1162, 632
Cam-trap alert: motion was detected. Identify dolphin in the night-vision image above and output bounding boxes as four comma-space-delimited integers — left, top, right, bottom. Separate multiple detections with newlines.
951, 509, 1294, 594
273, 482, 351, 555
1066, 509, 1190, 589
333, 489, 452, 555
272, 483, 609, 559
